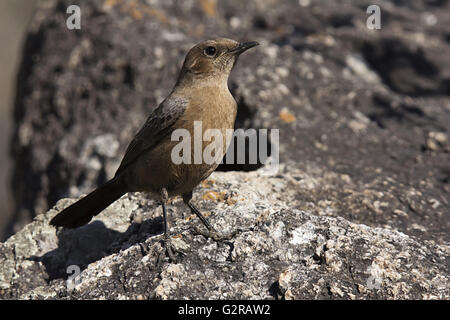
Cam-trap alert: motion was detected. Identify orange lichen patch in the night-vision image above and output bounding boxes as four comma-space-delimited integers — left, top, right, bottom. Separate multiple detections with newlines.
172, 234, 182, 239
143, 7, 169, 24
200, 0, 217, 17
279, 110, 296, 123
201, 179, 216, 188
202, 191, 226, 201
226, 197, 237, 206
111, 0, 169, 24
130, 7, 144, 20
103, 0, 120, 9
122, 0, 143, 20
186, 210, 212, 221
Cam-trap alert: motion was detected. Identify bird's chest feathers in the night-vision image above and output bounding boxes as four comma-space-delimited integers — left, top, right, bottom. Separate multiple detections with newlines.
182, 86, 237, 131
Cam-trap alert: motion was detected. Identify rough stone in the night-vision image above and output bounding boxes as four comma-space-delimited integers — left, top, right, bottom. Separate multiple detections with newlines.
1, 169, 448, 299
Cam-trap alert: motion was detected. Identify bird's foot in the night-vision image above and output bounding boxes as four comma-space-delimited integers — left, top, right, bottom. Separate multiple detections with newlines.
157, 235, 184, 264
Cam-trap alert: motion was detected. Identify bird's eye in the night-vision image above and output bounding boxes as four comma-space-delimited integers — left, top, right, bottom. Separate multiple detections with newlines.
204, 46, 217, 56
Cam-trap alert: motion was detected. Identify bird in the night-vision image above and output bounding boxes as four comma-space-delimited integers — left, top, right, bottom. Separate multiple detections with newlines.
50, 38, 259, 257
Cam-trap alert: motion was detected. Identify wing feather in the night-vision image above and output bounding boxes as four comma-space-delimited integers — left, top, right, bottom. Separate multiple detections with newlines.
114, 95, 188, 176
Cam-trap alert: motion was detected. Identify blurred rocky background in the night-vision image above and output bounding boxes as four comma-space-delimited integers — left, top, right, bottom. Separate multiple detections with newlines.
0, 1, 35, 240
0, 0, 449, 299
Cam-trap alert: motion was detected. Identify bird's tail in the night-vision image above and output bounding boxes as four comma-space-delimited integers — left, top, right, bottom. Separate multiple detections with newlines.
50, 177, 127, 229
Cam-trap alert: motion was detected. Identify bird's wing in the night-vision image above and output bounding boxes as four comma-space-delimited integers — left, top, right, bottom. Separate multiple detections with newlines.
114, 95, 188, 176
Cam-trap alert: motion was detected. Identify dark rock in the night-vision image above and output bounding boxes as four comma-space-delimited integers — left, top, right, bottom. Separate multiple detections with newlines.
362, 38, 443, 96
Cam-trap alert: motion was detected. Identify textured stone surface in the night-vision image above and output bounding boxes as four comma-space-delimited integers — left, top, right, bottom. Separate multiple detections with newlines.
1, 169, 448, 299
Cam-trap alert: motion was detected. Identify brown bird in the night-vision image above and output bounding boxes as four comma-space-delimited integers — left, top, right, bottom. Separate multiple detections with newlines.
50, 38, 258, 255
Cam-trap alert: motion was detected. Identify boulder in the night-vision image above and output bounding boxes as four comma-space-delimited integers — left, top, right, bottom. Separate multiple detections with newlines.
1, 169, 448, 299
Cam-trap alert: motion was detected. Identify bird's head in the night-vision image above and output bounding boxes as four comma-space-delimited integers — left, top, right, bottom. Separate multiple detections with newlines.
178, 38, 259, 85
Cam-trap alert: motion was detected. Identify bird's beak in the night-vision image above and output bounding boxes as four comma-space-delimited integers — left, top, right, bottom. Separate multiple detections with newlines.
230, 41, 259, 55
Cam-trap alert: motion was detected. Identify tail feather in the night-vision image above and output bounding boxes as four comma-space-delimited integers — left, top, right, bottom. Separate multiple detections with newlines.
50, 178, 127, 229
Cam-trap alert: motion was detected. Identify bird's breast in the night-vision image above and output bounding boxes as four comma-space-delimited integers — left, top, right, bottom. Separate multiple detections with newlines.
130, 86, 238, 196
179, 85, 237, 149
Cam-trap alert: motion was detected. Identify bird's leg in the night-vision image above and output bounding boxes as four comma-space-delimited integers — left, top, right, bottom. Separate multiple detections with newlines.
183, 192, 216, 232
159, 188, 180, 262
183, 192, 239, 242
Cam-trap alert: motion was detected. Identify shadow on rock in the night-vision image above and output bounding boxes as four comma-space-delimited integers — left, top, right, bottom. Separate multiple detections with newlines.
27, 217, 163, 281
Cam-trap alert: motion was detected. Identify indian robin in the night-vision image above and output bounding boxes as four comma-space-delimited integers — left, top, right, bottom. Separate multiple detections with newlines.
50, 38, 259, 256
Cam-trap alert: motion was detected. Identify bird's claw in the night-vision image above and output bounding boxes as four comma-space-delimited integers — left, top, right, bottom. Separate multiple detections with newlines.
157, 235, 184, 264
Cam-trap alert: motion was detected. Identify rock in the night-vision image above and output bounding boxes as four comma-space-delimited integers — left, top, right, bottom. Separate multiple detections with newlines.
426, 131, 448, 151
0, 169, 448, 299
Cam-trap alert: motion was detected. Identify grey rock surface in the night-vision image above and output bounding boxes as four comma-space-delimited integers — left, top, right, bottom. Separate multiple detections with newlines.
1, 169, 448, 299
